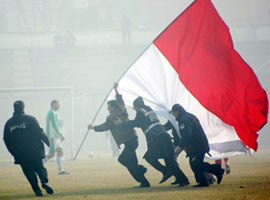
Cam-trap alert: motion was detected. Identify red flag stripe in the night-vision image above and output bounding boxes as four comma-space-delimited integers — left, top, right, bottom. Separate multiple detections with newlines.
154, 0, 268, 150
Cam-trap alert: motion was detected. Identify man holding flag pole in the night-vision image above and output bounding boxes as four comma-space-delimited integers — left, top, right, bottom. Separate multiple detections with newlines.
88, 83, 150, 188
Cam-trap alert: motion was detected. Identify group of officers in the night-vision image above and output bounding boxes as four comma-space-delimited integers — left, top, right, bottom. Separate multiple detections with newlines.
89, 83, 225, 188
3, 83, 225, 197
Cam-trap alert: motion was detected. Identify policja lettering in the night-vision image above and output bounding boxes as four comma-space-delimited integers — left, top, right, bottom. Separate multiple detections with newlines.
10, 123, 27, 132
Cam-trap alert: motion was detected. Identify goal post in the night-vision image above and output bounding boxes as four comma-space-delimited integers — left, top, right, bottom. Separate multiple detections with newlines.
0, 86, 75, 159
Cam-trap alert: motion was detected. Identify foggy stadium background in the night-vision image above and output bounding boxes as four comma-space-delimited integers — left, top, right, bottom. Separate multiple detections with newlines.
0, 0, 269, 159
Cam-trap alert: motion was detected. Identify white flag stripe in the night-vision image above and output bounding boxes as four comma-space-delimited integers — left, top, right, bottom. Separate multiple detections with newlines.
109, 44, 248, 159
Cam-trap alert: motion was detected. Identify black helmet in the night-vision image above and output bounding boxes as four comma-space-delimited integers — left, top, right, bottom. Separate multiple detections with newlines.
171, 103, 185, 114
133, 96, 144, 108
13, 100, 25, 112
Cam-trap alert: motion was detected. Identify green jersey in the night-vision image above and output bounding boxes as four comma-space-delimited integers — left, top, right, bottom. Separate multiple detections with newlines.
46, 110, 62, 139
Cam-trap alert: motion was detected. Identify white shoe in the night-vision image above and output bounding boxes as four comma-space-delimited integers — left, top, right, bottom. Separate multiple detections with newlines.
225, 163, 231, 174
58, 170, 70, 175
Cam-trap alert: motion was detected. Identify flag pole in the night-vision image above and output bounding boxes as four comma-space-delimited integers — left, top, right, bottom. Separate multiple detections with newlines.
73, 88, 113, 160
73, 44, 154, 160
73, 0, 199, 160
72, 2, 195, 160
74, 0, 193, 158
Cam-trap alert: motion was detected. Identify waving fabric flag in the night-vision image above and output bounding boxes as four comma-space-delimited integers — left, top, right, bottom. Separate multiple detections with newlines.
108, 0, 268, 158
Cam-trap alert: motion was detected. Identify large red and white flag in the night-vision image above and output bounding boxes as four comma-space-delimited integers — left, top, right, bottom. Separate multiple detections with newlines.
108, 0, 268, 158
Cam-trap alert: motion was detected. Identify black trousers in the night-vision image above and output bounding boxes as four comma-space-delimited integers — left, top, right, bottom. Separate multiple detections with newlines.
20, 159, 48, 193
189, 153, 221, 185
144, 132, 188, 183
118, 138, 148, 183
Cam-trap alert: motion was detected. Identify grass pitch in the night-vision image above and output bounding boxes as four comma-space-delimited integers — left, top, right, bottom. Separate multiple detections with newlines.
0, 149, 270, 200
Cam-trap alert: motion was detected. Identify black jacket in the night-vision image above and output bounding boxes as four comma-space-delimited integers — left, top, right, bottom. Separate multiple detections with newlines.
123, 105, 166, 135
94, 94, 137, 147
3, 112, 50, 164
175, 107, 209, 158
164, 121, 180, 146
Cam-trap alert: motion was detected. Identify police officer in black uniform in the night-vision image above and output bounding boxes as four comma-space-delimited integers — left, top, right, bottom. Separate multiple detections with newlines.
170, 104, 225, 187
116, 97, 189, 187
88, 84, 150, 188
163, 120, 184, 185
3, 100, 54, 197
164, 120, 216, 185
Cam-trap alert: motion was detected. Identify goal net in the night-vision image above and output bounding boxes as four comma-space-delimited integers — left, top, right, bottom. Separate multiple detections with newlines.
0, 87, 74, 160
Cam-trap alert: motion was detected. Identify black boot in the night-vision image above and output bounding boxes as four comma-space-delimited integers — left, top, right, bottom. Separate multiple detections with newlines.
134, 180, 150, 188
127, 165, 145, 183
146, 158, 171, 184
42, 184, 54, 194
171, 179, 179, 185
193, 182, 209, 187
205, 163, 225, 184
217, 168, 225, 184
178, 180, 190, 187
128, 165, 150, 188
138, 166, 151, 188
159, 170, 172, 184
210, 164, 225, 184
35, 190, 43, 197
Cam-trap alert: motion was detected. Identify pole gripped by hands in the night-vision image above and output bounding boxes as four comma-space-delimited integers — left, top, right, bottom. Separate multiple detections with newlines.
88, 124, 94, 130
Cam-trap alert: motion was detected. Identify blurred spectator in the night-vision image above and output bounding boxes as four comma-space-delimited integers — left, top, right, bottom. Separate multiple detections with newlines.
120, 13, 132, 46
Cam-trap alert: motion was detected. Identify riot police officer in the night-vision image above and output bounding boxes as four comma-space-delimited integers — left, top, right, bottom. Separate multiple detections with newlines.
116, 97, 189, 187
170, 104, 225, 187
3, 100, 54, 197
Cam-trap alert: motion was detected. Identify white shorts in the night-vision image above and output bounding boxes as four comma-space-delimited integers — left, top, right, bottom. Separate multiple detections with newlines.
54, 138, 63, 149
49, 138, 63, 153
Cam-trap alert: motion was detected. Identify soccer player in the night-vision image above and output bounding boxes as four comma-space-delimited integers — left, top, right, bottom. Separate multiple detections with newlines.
43, 100, 69, 175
